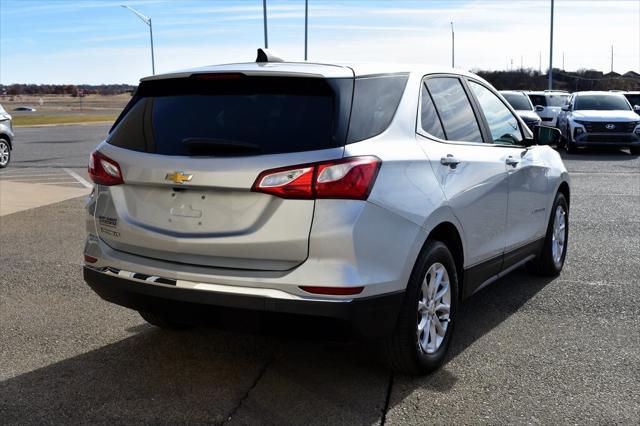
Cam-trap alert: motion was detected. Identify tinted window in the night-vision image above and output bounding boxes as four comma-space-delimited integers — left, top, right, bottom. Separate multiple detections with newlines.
574, 94, 631, 111
426, 77, 483, 142
108, 76, 352, 156
502, 93, 533, 111
470, 82, 523, 145
419, 83, 446, 139
528, 94, 546, 107
624, 94, 640, 107
347, 74, 408, 143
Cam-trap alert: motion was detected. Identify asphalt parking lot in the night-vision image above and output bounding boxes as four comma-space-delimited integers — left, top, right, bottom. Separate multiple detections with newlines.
1, 124, 638, 425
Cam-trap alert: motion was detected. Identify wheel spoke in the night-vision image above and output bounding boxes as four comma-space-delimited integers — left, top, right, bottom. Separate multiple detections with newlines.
434, 282, 449, 302
435, 303, 450, 314
429, 321, 438, 351
418, 300, 428, 313
418, 316, 429, 333
432, 315, 446, 336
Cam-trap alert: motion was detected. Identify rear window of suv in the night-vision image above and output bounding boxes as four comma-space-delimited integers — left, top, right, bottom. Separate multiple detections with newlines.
108, 75, 353, 156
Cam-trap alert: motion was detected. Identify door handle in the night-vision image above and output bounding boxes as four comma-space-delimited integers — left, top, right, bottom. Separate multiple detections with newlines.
506, 156, 519, 167
440, 155, 461, 168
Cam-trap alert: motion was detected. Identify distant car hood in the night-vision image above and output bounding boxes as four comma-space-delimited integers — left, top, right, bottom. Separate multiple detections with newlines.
516, 111, 541, 122
572, 110, 639, 122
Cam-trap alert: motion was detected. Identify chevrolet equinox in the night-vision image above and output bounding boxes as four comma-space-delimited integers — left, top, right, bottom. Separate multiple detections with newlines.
84, 51, 570, 374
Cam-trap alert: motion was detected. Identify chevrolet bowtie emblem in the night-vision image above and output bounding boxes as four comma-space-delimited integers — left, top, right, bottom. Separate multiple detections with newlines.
165, 171, 193, 184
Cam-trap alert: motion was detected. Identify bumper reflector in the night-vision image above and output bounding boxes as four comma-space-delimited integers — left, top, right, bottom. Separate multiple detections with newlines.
299, 286, 364, 296
84, 254, 98, 264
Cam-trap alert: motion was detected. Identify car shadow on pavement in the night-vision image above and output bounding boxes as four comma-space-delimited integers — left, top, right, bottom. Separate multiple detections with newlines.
0, 269, 555, 425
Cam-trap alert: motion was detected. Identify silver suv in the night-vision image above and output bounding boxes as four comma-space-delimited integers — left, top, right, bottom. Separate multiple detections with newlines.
84, 53, 571, 374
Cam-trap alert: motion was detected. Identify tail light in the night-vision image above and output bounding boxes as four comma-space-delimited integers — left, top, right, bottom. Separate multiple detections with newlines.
88, 150, 124, 186
252, 156, 381, 200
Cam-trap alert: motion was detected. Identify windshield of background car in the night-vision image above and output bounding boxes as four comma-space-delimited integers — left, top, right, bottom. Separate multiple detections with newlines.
546, 94, 568, 107
528, 95, 546, 107
108, 75, 353, 156
502, 93, 533, 111
574, 95, 631, 111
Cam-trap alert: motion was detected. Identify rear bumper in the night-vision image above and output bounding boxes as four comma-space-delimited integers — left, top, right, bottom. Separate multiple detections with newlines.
84, 266, 404, 339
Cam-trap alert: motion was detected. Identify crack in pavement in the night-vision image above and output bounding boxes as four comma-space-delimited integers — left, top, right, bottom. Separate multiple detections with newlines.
221, 356, 276, 425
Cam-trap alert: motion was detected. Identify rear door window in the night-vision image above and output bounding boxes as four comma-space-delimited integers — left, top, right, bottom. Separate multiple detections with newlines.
108, 75, 352, 156
425, 77, 483, 143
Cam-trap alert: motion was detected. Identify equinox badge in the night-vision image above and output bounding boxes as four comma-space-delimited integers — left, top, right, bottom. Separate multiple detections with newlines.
165, 171, 193, 184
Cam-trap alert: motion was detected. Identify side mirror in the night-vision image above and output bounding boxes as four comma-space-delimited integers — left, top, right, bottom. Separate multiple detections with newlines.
634, 105, 640, 113
535, 105, 544, 112
533, 125, 561, 146
561, 105, 570, 112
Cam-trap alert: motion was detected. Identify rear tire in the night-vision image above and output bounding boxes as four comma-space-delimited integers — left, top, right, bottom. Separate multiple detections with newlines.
529, 192, 569, 276
0, 139, 10, 168
381, 240, 458, 375
139, 311, 192, 330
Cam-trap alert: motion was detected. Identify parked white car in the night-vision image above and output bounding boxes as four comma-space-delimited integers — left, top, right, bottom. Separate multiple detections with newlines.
557, 91, 640, 154
527, 90, 569, 127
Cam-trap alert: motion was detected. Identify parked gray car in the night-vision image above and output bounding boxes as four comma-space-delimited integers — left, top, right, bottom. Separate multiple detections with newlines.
83, 52, 571, 374
500, 90, 542, 131
0, 104, 14, 168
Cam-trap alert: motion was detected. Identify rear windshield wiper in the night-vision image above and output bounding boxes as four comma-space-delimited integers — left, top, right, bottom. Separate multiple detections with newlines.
182, 138, 261, 156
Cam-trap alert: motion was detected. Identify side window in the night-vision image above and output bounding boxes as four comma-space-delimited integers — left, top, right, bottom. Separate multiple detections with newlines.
347, 74, 409, 143
419, 83, 446, 139
469, 81, 523, 145
425, 77, 483, 143
529, 95, 546, 107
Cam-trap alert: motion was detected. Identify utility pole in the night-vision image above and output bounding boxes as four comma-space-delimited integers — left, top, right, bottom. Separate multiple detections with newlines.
539, 51, 542, 74
611, 45, 614, 73
304, 0, 308, 60
520, 56, 523, 70
548, 0, 554, 90
450, 22, 455, 68
121, 5, 155, 75
263, 0, 268, 48
562, 52, 565, 70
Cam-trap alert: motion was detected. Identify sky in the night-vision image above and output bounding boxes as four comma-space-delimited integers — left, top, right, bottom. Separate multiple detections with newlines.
1, 0, 639, 84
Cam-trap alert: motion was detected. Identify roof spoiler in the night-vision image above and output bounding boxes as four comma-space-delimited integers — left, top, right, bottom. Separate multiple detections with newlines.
256, 48, 284, 63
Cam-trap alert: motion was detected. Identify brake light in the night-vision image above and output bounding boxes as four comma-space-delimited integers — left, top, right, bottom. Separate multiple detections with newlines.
88, 150, 124, 186
251, 156, 381, 200
299, 286, 364, 296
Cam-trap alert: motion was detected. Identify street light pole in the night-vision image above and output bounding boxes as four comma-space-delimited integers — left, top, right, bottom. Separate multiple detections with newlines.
121, 5, 155, 75
450, 21, 455, 68
263, 0, 269, 48
548, 0, 554, 90
304, 0, 308, 61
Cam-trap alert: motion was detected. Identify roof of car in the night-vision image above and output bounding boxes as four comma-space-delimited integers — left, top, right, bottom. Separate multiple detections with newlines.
526, 90, 569, 95
573, 91, 627, 96
140, 61, 481, 82
499, 90, 528, 95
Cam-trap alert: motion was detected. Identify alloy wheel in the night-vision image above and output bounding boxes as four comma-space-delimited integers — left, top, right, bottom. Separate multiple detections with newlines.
417, 262, 451, 354
0, 141, 8, 167
551, 204, 567, 267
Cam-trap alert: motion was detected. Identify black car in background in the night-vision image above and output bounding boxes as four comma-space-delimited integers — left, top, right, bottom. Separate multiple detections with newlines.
500, 90, 542, 130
